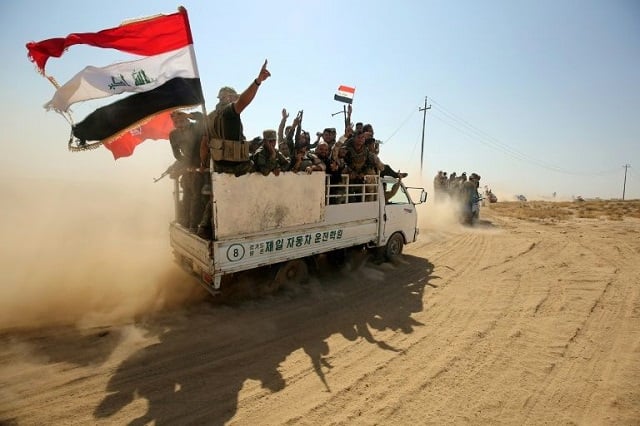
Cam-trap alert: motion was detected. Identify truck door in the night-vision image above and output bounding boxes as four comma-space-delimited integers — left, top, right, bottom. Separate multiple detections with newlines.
383, 181, 417, 243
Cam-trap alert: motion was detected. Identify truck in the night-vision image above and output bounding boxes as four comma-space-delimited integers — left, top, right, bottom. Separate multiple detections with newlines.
169, 172, 427, 298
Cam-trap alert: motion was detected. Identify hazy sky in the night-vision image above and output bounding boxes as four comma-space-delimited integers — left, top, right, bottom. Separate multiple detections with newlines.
1, 0, 639, 199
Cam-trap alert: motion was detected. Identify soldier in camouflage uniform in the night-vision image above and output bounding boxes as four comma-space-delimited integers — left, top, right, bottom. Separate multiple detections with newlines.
207, 60, 271, 176
289, 143, 324, 174
169, 110, 205, 231
344, 130, 378, 202
252, 129, 290, 176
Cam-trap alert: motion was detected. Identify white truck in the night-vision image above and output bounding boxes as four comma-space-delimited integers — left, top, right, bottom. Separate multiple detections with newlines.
169, 172, 427, 297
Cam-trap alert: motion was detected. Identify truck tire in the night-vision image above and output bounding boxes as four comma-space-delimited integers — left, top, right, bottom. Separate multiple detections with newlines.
274, 259, 309, 290
384, 232, 404, 261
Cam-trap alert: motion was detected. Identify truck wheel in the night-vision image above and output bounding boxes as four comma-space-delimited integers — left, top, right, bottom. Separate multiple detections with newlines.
274, 259, 309, 290
384, 233, 404, 261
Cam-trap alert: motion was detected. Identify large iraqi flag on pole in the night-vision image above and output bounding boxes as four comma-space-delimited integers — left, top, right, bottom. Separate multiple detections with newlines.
26, 7, 204, 157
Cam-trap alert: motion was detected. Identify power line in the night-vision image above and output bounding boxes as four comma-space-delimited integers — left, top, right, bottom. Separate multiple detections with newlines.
427, 97, 621, 177
429, 100, 581, 174
383, 107, 418, 144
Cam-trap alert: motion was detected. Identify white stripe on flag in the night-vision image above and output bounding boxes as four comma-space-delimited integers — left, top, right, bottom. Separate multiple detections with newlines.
45, 45, 198, 112
334, 85, 355, 104
337, 85, 355, 95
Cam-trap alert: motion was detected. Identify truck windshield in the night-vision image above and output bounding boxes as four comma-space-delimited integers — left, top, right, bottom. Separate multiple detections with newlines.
385, 182, 411, 205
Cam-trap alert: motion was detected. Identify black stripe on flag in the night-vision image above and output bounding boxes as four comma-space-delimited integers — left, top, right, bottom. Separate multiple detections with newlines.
73, 77, 204, 142
334, 94, 353, 104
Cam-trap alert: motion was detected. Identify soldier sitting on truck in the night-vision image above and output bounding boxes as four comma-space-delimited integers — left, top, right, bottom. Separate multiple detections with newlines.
362, 123, 407, 180
169, 110, 206, 231
207, 60, 271, 177
314, 141, 346, 204
252, 129, 290, 176
384, 174, 403, 203
289, 142, 323, 174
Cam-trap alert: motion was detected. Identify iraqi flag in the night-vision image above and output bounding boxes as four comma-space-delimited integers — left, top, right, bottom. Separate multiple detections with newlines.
26, 7, 203, 152
334, 85, 355, 104
44, 46, 199, 113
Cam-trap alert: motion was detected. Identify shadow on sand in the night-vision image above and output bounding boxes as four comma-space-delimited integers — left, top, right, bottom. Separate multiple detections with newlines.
7, 254, 435, 425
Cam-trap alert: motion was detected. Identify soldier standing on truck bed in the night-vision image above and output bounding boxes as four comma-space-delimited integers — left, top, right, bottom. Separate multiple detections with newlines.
207, 60, 272, 177
169, 110, 206, 231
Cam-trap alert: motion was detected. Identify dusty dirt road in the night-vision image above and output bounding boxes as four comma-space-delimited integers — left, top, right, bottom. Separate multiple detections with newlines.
1, 202, 639, 425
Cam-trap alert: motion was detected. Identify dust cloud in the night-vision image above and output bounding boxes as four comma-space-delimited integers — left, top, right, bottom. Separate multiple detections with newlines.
417, 194, 465, 232
0, 177, 206, 332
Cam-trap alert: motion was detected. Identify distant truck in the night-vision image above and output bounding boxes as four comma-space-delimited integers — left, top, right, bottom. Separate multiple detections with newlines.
169, 173, 427, 296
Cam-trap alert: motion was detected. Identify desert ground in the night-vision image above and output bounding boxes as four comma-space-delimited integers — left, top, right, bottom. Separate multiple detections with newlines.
1, 186, 639, 425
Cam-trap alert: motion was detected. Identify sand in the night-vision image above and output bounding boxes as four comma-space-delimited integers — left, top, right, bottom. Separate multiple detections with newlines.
1, 188, 639, 425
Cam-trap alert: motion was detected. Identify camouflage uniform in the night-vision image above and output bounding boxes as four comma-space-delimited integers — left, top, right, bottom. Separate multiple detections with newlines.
253, 147, 289, 175
344, 144, 377, 179
290, 150, 323, 173
169, 112, 205, 230
253, 130, 289, 175
344, 139, 377, 202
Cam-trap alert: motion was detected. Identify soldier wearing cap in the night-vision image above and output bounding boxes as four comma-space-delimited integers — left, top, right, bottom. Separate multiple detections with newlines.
206, 60, 271, 176
252, 129, 290, 176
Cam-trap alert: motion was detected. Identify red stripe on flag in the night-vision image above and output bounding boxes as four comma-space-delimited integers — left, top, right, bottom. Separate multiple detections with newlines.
26, 9, 191, 73
338, 85, 355, 94
103, 111, 175, 160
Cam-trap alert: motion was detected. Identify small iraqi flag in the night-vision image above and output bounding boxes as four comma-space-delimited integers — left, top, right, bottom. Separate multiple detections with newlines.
334, 85, 355, 104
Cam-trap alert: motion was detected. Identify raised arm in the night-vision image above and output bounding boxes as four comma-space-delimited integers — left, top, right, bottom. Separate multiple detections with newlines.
277, 108, 288, 142
234, 59, 271, 115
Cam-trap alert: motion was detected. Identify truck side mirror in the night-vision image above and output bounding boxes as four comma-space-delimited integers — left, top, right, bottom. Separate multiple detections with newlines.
420, 190, 428, 204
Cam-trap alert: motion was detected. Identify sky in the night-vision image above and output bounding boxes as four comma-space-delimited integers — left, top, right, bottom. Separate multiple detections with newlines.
1, 0, 639, 200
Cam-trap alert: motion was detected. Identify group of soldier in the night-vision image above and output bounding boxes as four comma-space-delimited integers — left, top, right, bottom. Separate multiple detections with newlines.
433, 170, 482, 223
167, 60, 406, 239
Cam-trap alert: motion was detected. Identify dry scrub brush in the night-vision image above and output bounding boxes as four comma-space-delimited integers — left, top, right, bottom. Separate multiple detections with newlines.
488, 200, 640, 222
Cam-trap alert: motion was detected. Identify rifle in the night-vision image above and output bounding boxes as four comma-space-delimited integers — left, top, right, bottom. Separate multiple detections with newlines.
153, 161, 182, 183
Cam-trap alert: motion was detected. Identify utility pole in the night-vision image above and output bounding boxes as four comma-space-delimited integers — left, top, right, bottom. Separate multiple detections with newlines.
419, 96, 431, 175
622, 164, 631, 200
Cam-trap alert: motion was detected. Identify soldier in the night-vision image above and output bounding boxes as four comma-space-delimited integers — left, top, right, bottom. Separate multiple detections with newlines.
207, 60, 271, 176
314, 141, 345, 204
289, 143, 323, 174
362, 123, 407, 179
448, 172, 458, 197
384, 174, 403, 203
252, 129, 290, 176
344, 130, 378, 202
248, 136, 263, 156
277, 108, 291, 158
169, 110, 205, 231
460, 173, 481, 224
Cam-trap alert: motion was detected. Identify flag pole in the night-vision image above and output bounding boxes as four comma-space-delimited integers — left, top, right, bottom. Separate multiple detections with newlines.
178, 6, 209, 172
343, 105, 347, 130
178, 6, 207, 120
178, 6, 214, 239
